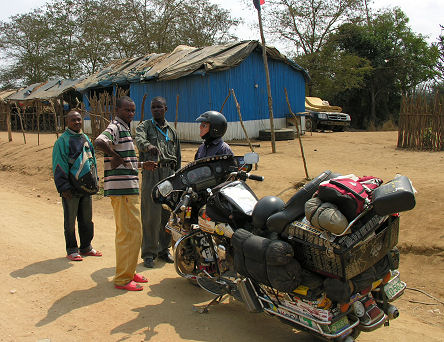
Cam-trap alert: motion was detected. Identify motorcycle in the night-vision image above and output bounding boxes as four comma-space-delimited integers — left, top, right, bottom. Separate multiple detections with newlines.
152, 153, 415, 341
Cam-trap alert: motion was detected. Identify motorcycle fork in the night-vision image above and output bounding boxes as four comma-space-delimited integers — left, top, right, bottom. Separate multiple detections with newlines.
200, 232, 221, 277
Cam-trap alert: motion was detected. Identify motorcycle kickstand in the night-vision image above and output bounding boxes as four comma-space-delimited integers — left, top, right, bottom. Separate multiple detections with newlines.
192, 294, 227, 314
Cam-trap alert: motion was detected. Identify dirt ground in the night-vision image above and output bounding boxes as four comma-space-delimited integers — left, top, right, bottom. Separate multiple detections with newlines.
0, 130, 443, 342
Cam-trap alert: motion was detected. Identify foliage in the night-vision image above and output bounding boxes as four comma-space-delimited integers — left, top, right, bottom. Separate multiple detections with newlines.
0, 0, 240, 87
0, 9, 52, 86
295, 41, 372, 99
432, 25, 444, 93
330, 8, 439, 128
264, 0, 364, 55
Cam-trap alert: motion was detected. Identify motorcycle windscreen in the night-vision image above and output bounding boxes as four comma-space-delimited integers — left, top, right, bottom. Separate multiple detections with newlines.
219, 181, 258, 215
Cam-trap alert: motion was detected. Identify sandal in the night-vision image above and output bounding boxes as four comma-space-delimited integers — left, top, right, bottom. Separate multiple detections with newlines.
67, 253, 83, 261
133, 273, 148, 283
80, 249, 102, 257
115, 280, 143, 291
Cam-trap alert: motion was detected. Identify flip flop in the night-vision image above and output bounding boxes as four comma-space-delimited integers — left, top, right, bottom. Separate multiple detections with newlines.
133, 273, 148, 283
67, 253, 83, 261
115, 280, 143, 291
80, 249, 102, 257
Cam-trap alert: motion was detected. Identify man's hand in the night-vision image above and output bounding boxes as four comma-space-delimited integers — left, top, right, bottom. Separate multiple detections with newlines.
110, 155, 127, 169
146, 145, 159, 155
142, 161, 158, 171
61, 190, 73, 200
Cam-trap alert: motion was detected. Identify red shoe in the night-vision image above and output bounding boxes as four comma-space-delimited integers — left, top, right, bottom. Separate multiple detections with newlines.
80, 249, 102, 257
133, 273, 148, 283
115, 280, 143, 291
67, 253, 83, 261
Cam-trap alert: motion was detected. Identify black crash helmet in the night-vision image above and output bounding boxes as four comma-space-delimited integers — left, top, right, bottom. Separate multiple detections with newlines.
196, 111, 227, 139
252, 196, 285, 231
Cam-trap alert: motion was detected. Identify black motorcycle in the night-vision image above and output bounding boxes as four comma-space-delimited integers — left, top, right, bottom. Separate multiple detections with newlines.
152, 153, 414, 341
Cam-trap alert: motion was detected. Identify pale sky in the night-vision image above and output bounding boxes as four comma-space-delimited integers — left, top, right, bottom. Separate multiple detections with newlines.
0, 0, 442, 51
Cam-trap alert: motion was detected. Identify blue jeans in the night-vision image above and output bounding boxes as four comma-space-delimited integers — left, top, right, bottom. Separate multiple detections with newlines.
62, 195, 94, 255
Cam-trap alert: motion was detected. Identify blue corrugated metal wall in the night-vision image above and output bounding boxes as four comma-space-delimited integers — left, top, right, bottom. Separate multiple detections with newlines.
130, 51, 306, 123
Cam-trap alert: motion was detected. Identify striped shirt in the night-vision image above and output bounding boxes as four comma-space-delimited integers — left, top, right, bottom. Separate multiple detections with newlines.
97, 116, 139, 196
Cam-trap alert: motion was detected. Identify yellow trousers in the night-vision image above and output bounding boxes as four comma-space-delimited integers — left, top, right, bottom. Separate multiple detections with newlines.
110, 195, 142, 286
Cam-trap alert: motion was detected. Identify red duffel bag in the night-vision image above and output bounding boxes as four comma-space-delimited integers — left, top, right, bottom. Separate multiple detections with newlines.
317, 176, 383, 221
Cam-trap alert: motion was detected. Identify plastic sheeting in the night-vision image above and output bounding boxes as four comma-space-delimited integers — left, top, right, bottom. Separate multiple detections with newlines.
7, 78, 84, 101
75, 40, 309, 92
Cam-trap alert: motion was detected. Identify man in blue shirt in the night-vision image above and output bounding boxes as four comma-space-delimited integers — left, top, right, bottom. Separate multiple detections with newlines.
194, 111, 233, 160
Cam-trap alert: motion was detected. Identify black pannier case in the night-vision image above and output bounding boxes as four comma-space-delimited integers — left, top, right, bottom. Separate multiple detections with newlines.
372, 175, 416, 216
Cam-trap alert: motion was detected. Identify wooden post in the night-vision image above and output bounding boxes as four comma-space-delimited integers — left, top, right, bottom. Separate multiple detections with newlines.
49, 100, 59, 138
231, 89, 255, 153
254, 3, 276, 153
175, 94, 179, 129
140, 93, 147, 124
36, 101, 41, 146
14, 103, 26, 144
220, 91, 231, 113
6, 105, 12, 141
285, 88, 309, 179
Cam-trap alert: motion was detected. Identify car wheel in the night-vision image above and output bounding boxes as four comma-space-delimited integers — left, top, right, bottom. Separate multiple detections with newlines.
305, 118, 316, 131
258, 128, 295, 141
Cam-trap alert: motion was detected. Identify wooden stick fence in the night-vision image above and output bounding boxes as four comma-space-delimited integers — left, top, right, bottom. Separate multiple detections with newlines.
86, 88, 129, 138
398, 93, 443, 151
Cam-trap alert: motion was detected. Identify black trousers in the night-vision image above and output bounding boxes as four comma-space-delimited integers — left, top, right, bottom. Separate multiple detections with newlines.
62, 195, 94, 255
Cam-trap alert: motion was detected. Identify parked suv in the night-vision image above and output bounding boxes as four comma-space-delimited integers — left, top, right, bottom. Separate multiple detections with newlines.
305, 97, 351, 132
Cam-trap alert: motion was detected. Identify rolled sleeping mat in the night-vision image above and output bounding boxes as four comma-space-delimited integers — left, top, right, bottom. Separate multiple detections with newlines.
305, 197, 349, 235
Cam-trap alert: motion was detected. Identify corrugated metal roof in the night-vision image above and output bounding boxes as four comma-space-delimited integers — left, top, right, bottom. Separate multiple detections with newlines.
75, 40, 309, 92
7, 78, 84, 101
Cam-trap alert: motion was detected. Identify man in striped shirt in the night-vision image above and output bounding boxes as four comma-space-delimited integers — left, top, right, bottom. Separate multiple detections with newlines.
95, 96, 156, 291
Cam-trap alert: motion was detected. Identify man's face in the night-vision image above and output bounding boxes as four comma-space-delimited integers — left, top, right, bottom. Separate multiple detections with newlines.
67, 112, 82, 132
199, 122, 210, 138
151, 100, 167, 121
117, 100, 136, 125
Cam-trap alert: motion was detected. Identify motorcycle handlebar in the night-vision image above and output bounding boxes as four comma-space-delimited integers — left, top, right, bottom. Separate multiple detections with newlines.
247, 173, 264, 181
180, 194, 191, 211
229, 171, 264, 181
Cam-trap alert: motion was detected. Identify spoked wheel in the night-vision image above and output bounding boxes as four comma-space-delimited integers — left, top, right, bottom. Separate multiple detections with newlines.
174, 241, 199, 285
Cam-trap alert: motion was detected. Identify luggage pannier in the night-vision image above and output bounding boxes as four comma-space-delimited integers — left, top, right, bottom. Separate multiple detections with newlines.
372, 175, 416, 216
285, 211, 400, 280
232, 229, 301, 292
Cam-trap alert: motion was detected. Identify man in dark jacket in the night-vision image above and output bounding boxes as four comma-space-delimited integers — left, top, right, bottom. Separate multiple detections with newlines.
135, 96, 181, 268
52, 110, 102, 261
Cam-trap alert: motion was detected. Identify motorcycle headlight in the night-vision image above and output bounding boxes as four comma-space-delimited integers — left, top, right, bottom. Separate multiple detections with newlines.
157, 180, 173, 197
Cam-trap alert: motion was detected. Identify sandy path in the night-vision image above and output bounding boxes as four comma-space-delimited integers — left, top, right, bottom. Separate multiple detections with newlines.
0, 131, 443, 341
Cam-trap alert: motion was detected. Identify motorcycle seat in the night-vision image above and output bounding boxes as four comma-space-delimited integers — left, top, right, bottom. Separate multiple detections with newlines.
266, 170, 336, 235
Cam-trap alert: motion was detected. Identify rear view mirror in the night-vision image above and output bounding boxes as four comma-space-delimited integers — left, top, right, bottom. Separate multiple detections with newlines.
244, 152, 259, 165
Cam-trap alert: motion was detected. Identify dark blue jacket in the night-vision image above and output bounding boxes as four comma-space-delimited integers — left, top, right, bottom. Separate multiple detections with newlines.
194, 137, 233, 160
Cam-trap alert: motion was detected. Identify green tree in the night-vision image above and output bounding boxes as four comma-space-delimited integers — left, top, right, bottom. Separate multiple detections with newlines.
333, 8, 438, 127
45, 0, 83, 78
264, 0, 364, 95
433, 25, 444, 92
0, 9, 52, 86
0, 0, 240, 87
